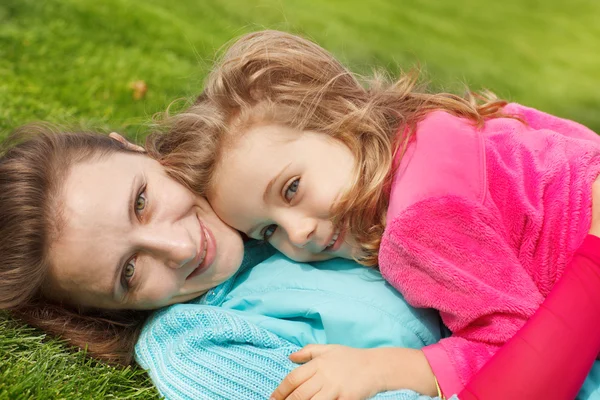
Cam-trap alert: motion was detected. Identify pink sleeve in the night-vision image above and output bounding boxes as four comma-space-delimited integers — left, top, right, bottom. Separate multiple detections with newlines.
379, 195, 545, 395
460, 234, 600, 399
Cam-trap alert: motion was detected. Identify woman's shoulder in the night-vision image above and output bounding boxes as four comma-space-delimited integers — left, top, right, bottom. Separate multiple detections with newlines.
225, 254, 389, 301
388, 110, 487, 221
221, 255, 443, 348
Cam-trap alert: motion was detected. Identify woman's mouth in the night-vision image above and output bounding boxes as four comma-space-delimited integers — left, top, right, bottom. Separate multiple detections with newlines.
187, 220, 217, 280
198, 234, 208, 265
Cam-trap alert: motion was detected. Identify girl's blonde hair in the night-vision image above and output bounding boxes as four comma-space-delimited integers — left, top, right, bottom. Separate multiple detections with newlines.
148, 29, 507, 266
0, 125, 150, 365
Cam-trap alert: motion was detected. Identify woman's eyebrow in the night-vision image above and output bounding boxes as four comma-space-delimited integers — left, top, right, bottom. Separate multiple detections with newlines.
127, 175, 139, 224
111, 256, 125, 303
111, 175, 139, 302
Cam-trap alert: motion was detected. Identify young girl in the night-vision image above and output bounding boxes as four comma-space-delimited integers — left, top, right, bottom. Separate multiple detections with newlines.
154, 30, 600, 398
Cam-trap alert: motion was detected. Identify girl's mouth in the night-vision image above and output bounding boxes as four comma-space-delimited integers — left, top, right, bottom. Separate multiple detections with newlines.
324, 228, 344, 252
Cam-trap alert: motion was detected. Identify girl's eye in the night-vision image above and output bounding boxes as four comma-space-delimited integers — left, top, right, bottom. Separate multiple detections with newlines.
262, 224, 277, 241
122, 259, 136, 288
135, 190, 146, 213
284, 178, 300, 202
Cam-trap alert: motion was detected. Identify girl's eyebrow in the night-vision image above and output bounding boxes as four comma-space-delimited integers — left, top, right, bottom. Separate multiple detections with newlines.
246, 163, 293, 237
263, 162, 292, 202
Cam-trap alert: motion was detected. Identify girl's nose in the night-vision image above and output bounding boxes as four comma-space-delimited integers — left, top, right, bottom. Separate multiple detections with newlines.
285, 217, 316, 248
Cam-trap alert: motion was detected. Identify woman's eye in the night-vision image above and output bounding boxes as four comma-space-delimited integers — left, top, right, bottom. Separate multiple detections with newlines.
284, 178, 300, 202
122, 259, 135, 288
135, 190, 146, 213
262, 224, 277, 241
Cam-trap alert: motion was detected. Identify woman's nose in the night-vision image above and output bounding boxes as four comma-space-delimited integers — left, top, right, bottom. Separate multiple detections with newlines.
139, 228, 197, 269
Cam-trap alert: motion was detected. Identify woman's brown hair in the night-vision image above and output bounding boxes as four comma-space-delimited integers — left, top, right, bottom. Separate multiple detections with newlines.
0, 124, 150, 365
148, 29, 508, 266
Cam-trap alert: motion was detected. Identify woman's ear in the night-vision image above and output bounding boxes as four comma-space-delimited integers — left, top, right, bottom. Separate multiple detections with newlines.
108, 132, 146, 153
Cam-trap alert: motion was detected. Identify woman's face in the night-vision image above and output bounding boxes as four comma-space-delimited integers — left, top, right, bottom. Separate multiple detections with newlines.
47, 151, 244, 310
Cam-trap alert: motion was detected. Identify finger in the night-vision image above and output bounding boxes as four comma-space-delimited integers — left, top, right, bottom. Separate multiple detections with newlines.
290, 344, 330, 363
310, 386, 339, 400
108, 132, 145, 152
289, 348, 314, 363
108, 132, 127, 144
271, 365, 316, 400
589, 177, 600, 236
282, 377, 323, 400
592, 177, 600, 215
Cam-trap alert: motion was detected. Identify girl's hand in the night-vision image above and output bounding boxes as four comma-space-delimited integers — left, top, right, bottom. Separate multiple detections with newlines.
589, 176, 600, 238
270, 344, 386, 400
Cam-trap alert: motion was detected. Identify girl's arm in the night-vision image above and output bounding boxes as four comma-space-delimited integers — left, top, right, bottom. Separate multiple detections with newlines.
459, 234, 600, 400
459, 178, 600, 399
380, 194, 545, 395
381, 177, 600, 399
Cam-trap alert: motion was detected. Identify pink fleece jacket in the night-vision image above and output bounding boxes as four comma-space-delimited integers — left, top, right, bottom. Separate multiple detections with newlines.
378, 103, 600, 396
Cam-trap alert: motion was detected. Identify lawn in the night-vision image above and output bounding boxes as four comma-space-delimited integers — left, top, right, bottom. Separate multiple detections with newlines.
1, 0, 599, 398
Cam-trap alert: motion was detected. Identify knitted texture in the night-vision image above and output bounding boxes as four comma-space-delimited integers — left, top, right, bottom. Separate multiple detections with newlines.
136, 305, 298, 399
136, 305, 456, 400
135, 244, 454, 399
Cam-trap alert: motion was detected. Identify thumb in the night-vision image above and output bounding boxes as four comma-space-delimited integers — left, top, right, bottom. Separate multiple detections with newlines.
589, 176, 600, 237
108, 132, 146, 153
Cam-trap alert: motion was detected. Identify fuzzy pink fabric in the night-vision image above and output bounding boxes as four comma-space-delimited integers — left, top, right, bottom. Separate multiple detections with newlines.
379, 104, 600, 396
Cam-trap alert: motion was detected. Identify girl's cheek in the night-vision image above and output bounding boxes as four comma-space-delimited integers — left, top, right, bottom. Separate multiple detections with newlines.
270, 238, 302, 261
268, 235, 286, 254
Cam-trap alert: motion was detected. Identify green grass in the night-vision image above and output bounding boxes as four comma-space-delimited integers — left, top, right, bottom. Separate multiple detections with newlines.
1, 0, 599, 398
0, 317, 157, 399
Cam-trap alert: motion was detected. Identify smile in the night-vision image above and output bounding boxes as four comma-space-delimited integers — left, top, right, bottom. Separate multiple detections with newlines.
326, 231, 339, 248
187, 218, 217, 280
198, 234, 208, 265
323, 228, 344, 252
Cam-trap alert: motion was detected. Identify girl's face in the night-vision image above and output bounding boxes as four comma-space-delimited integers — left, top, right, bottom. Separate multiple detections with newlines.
209, 124, 359, 263
47, 152, 244, 310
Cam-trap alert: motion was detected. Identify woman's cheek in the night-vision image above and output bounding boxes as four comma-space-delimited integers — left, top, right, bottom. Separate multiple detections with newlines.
137, 276, 180, 306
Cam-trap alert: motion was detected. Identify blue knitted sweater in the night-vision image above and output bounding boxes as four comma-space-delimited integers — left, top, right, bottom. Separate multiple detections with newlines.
135, 243, 456, 400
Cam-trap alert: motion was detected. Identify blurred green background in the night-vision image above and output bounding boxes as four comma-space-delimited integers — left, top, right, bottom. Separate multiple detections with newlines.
1, 0, 599, 398
2, 0, 599, 139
